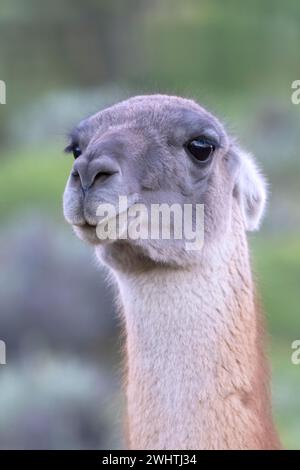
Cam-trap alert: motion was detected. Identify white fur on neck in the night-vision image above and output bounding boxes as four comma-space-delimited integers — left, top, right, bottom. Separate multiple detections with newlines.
112, 235, 269, 449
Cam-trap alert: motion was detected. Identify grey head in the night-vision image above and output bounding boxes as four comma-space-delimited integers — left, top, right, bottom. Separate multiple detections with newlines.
63, 94, 266, 270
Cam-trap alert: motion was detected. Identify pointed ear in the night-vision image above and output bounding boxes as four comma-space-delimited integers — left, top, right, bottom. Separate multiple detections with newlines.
233, 147, 267, 231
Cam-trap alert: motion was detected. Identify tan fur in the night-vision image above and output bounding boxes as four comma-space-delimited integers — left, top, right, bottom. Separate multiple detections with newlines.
113, 204, 280, 449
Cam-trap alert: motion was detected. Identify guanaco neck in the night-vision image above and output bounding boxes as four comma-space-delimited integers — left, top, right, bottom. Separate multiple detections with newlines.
112, 227, 280, 450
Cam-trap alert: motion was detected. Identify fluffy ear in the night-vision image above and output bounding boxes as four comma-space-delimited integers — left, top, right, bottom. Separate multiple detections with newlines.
233, 147, 267, 231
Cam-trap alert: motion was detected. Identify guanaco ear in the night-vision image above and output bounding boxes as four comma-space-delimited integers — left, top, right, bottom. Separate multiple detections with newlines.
233, 147, 267, 231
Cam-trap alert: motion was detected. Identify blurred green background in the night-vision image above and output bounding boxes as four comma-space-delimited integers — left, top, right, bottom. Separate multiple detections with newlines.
0, 0, 300, 449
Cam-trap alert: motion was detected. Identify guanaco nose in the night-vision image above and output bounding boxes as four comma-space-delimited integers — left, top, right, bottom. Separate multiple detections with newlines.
72, 157, 120, 192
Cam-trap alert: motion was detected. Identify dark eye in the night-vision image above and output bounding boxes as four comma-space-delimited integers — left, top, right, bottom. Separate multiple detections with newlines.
72, 145, 82, 159
186, 138, 215, 163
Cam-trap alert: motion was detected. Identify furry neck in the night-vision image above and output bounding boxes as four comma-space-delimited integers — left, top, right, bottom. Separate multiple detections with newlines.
109, 225, 279, 450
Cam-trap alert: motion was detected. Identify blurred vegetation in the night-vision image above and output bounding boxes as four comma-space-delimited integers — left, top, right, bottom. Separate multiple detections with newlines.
0, 0, 300, 449
0, 147, 69, 218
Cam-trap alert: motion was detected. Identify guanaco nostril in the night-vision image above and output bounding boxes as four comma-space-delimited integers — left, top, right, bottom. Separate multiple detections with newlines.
93, 171, 117, 184
72, 157, 120, 190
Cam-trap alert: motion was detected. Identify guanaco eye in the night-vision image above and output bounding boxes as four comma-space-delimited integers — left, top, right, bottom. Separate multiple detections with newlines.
72, 145, 82, 159
186, 138, 215, 163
